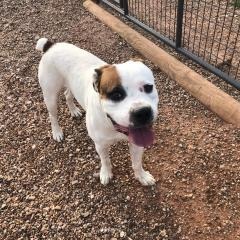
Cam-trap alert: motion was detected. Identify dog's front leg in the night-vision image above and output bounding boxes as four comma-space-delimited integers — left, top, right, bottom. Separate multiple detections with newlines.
95, 143, 113, 185
129, 143, 156, 186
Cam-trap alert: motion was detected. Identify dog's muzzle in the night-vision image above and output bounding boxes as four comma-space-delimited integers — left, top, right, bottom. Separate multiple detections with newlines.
107, 114, 129, 135
107, 109, 155, 148
130, 106, 153, 128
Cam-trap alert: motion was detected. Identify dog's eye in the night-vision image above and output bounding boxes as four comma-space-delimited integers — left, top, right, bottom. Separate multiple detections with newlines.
143, 84, 153, 93
108, 87, 126, 102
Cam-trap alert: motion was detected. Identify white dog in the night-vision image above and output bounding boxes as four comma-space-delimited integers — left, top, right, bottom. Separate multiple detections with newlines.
36, 38, 159, 186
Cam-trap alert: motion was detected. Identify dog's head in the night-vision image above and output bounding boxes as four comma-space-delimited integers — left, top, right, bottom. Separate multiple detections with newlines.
93, 60, 159, 147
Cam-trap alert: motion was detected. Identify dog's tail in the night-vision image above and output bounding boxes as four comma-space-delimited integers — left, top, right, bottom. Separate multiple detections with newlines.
36, 38, 54, 53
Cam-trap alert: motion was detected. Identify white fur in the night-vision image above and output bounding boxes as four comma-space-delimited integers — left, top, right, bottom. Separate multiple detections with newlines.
37, 38, 158, 186
36, 38, 48, 51
101, 61, 159, 128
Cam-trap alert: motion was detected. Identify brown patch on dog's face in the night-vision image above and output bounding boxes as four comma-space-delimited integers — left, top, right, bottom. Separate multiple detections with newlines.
94, 65, 122, 99
94, 65, 109, 92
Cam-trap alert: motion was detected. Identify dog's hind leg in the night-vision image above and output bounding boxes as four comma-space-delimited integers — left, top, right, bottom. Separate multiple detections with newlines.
129, 143, 156, 186
64, 89, 82, 117
43, 90, 63, 142
39, 68, 64, 142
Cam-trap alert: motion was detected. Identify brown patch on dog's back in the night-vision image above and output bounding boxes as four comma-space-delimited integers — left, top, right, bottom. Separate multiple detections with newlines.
97, 65, 121, 98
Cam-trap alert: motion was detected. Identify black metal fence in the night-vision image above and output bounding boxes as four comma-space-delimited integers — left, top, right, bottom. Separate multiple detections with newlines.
101, 0, 240, 90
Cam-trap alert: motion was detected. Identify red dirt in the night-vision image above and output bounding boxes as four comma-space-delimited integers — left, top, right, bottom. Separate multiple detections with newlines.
0, 0, 240, 239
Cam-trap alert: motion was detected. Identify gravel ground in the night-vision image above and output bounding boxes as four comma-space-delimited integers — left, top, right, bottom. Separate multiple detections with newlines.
1, 0, 240, 239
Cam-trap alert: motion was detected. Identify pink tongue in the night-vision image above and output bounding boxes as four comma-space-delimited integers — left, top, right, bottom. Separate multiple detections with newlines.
129, 126, 154, 147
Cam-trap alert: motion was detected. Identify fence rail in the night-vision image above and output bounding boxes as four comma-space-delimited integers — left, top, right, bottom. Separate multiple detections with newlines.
101, 0, 240, 90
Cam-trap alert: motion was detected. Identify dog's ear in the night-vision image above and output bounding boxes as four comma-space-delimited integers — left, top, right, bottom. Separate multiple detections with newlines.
93, 65, 109, 92
93, 69, 101, 92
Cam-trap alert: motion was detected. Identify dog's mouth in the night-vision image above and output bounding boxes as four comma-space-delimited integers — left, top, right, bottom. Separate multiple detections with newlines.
107, 115, 154, 148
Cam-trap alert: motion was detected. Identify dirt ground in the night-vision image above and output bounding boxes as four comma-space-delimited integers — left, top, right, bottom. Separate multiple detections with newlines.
1, 0, 240, 239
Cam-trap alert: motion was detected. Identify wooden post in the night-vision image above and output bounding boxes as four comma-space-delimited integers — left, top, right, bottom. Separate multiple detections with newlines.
83, 0, 240, 126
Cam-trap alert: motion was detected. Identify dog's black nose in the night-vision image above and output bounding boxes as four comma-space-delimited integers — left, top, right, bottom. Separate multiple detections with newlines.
130, 107, 153, 127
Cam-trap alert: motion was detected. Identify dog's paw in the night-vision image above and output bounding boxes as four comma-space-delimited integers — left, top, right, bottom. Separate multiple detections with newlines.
135, 170, 156, 186
52, 129, 64, 142
100, 167, 113, 185
70, 107, 82, 118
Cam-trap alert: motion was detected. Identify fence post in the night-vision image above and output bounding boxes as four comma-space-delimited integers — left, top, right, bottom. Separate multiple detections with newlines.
176, 0, 185, 48
123, 0, 129, 15
120, 0, 124, 9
